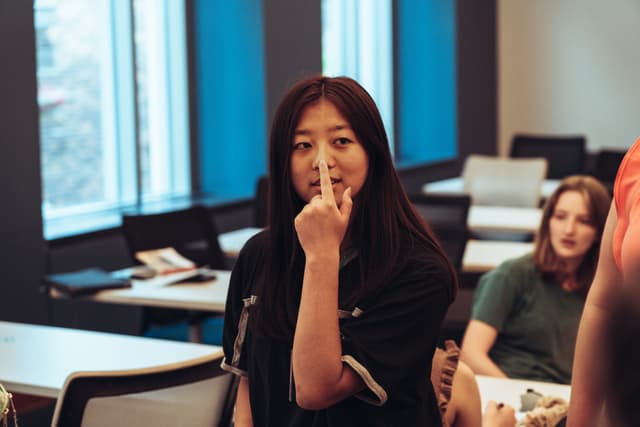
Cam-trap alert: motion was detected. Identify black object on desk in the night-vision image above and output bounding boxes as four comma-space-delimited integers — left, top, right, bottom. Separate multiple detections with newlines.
45, 268, 131, 296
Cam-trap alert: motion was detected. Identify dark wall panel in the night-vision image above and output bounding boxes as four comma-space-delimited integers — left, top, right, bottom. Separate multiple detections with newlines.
456, 0, 497, 159
0, 2, 48, 323
263, 0, 322, 128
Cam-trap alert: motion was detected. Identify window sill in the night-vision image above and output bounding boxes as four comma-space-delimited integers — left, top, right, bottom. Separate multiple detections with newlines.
45, 193, 253, 242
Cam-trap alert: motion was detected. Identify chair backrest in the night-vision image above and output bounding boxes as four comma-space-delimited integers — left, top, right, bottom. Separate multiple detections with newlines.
409, 193, 471, 228
50, 351, 236, 427
461, 155, 548, 207
510, 134, 586, 179
254, 175, 269, 228
121, 206, 226, 269
591, 148, 626, 186
409, 193, 471, 271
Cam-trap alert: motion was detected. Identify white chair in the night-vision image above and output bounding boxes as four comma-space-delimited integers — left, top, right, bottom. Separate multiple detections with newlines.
50, 350, 236, 427
462, 155, 548, 208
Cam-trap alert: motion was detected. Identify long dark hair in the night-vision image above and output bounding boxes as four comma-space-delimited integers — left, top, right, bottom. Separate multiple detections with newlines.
253, 76, 456, 340
533, 175, 611, 293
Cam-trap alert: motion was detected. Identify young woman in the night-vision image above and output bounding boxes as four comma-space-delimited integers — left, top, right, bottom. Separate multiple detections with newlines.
568, 137, 640, 426
221, 76, 457, 426
460, 175, 610, 384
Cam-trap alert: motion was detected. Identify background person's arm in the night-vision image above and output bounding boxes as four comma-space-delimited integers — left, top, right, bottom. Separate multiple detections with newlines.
461, 320, 508, 378
567, 204, 622, 426
234, 377, 254, 427
447, 360, 482, 427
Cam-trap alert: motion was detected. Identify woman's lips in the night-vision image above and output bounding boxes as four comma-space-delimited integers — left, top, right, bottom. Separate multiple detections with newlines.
311, 178, 341, 186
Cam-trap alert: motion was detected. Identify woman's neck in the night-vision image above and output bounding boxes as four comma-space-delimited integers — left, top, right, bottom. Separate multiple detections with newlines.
558, 257, 583, 291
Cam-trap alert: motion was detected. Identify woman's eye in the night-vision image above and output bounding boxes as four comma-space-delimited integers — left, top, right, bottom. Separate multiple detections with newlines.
293, 142, 311, 150
334, 137, 352, 145
578, 217, 593, 225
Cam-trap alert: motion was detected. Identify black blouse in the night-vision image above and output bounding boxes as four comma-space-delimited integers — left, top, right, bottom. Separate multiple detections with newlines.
221, 230, 452, 426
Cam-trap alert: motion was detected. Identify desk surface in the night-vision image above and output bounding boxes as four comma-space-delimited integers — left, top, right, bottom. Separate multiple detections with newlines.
51, 269, 231, 313
476, 375, 570, 420
0, 321, 221, 398
93, 270, 231, 312
423, 177, 560, 199
462, 239, 534, 273
468, 205, 542, 234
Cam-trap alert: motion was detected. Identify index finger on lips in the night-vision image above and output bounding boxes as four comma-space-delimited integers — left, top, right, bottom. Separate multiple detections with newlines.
319, 160, 336, 205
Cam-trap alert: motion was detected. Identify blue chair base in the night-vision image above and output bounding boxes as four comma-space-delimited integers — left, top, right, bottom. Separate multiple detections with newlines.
143, 316, 224, 345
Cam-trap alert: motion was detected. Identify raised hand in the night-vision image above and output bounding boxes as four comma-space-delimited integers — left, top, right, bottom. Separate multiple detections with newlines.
294, 160, 353, 258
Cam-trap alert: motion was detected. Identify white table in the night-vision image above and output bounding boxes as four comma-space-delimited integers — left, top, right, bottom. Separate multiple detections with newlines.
468, 205, 542, 234
96, 270, 230, 312
423, 177, 560, 199
50, 270, 232, 342
462, 239, 534, 273
52, 269, 231, 313
476, 375, 570, 420
0, 321, 221, 398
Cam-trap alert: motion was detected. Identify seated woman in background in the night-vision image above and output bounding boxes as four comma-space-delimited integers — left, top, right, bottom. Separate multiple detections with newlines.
460, 175, 611, 384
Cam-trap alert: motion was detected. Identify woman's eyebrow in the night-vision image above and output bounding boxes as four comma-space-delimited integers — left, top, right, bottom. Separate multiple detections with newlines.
294, 128, 312, 136
294, 124, 352, 135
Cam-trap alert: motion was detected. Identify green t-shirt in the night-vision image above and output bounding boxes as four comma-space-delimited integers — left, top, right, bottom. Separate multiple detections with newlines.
471, 254, 585, 384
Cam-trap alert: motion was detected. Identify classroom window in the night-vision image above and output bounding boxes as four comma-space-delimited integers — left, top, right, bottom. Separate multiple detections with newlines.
322, 0, 394, 153
35, 0, 190, 239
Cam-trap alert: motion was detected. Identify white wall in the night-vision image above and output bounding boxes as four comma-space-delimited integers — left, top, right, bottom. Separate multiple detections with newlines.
498, 0, 640, 155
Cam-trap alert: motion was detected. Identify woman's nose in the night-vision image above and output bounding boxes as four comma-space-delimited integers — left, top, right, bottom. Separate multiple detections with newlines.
564, 218, 577, 234
312, 145, 334, 169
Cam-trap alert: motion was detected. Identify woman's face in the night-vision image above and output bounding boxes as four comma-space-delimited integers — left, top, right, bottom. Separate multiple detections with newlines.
548, 190, 598, 267
289, 99, 369, 206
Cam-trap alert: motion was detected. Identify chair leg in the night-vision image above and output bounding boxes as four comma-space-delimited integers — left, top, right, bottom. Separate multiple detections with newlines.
189, 323, 203, 343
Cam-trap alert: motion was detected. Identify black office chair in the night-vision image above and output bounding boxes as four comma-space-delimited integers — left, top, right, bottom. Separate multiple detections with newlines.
409, 193, 471, 271
254, 175, 269, 228
409, 194, 473, 344
510, 134, 586, 179
51, 351, 237, 427
591, 148, 626, 192
121, 206, 227, 341
409, 193, 471, 228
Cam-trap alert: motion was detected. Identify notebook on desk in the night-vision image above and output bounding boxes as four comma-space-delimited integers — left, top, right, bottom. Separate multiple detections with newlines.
45, 268, 131, 296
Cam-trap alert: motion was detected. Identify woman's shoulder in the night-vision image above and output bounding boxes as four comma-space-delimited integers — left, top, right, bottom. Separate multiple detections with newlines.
389, 232, 455, 299
237, 228, 270, 259
232, 228, 270, 282
401, 232, 453, 275
480, 253, 536, 287
498, 252, 535, 272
